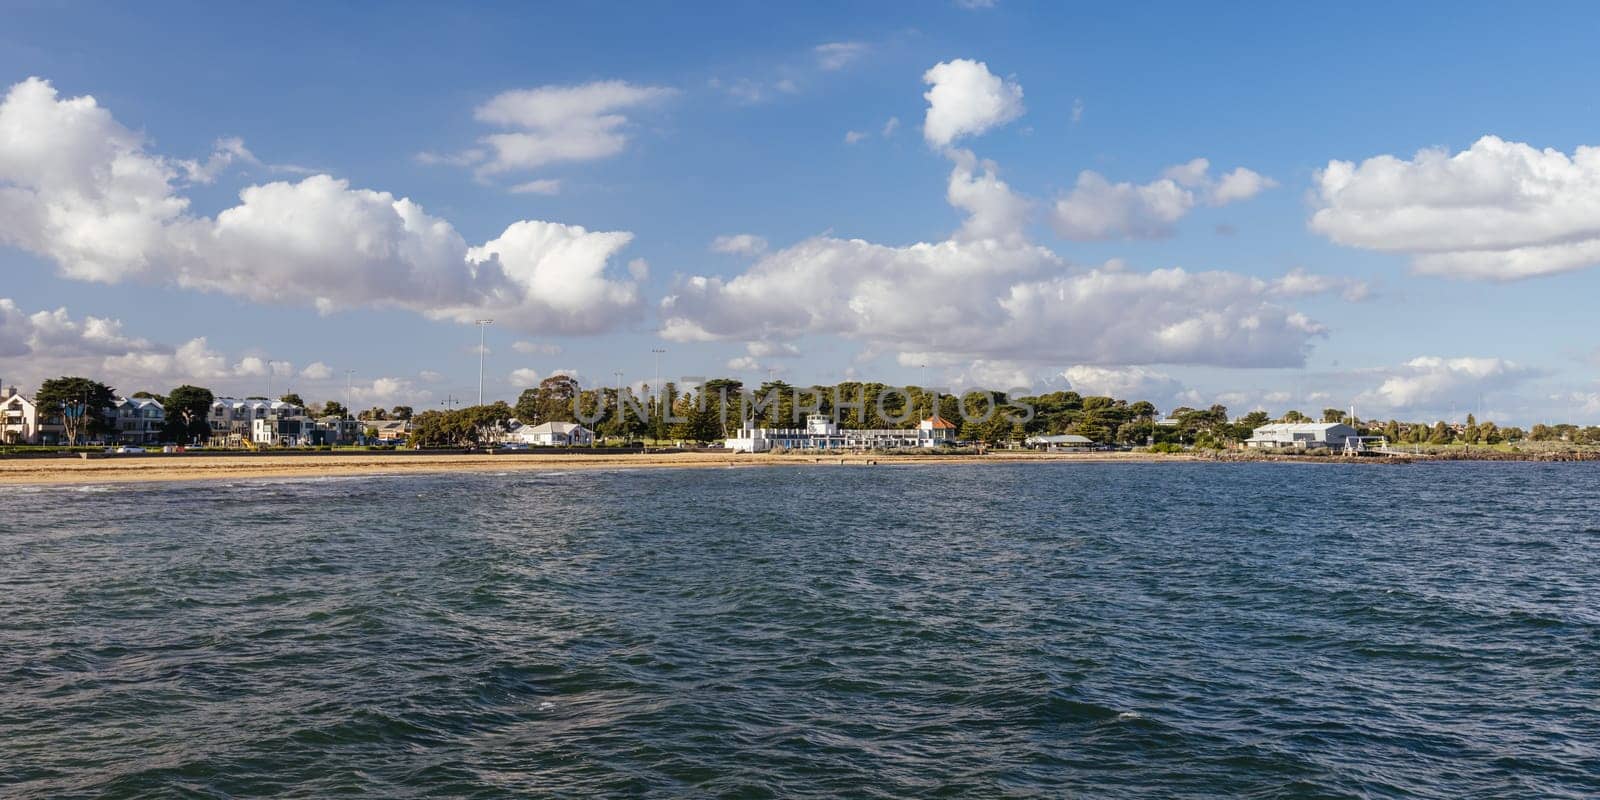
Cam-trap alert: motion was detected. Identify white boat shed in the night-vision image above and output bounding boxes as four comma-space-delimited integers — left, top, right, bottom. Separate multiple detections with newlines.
1245, 422, 1360, 450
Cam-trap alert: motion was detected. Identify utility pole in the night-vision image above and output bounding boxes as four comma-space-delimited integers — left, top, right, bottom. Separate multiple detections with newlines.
344, 369, 354, 423
476, 319, 494, 407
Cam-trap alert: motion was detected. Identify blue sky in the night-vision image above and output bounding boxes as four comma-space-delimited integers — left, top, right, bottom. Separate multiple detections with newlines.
3, 1, 1599, 423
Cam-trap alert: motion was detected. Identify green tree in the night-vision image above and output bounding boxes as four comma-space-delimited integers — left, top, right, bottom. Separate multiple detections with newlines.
162, 385, 214, 444
1223, 410, 1268, 442
37, 376, 117, 444
280, 393, 305, 407
408, 410, 451, 447
322, 400, 349, 420
1322, 408, 1345, 423
670, 391, 723, 443
389, 405, 413, 420
1479, 421, 1501, 444
528, 375, 580, 423
1383, 419, 1401, 444
1428, 421, 1452, 444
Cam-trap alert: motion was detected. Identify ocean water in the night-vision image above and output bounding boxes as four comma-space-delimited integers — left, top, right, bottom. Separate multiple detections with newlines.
2, 462, 1598, 798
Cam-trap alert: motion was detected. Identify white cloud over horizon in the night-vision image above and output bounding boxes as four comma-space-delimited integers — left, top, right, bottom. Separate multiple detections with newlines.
1062, 364, 1182, 401
660, 159, 1341, 370
1355, 356, 1539, 413
0, 77, 645, 336
1310, 135, 1600, 280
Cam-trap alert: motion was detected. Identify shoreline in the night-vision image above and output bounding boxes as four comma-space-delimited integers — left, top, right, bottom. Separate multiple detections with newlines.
2, 447, 1591, 486
0, 450, 1201, 486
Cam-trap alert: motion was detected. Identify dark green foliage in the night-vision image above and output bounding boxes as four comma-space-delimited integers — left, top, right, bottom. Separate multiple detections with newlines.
37, 376, 117, 443
162, 385, 214, 444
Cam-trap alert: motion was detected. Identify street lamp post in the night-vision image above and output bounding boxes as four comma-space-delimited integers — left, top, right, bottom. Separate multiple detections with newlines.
344, 370, 354, 440
476, 319, 495, 407
651, 348, 666, 422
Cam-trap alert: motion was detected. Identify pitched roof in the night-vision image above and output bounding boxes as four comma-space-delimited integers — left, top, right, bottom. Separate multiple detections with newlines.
529, 421, 592, 435
923, 415, 957, 429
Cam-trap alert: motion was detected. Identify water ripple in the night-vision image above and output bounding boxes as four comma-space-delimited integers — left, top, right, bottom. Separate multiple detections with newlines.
2, 462, 1599, 797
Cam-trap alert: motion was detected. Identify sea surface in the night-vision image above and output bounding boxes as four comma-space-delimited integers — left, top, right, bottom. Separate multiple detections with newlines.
2, 462, 1598, 798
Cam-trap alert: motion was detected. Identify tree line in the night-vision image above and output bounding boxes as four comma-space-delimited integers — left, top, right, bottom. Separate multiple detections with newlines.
17, 373, 1598, 448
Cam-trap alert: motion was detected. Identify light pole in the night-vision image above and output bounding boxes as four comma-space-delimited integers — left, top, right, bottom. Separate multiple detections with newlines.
476, 319, 495, 407
344, 369, 354, 422
651, 348, 666, 421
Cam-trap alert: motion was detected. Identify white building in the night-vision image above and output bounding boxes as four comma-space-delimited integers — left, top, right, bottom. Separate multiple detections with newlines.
209, 398, 304, 444
725, 414, 958, 453
251, 415, 326, 447
1245, 422, 1360, 450
510, 421, 595, 446
111, 397, 165, 444
1, 386, 60, 445
1025, 433, 1095, 450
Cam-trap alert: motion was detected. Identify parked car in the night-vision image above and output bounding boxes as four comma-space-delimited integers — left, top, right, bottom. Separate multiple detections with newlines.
498, 442, 529, 451
113, 445, 146, 454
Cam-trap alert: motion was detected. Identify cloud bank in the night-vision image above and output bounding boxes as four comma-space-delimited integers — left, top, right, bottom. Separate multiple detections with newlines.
0, 77, 643, 335
1310, 135, 1600, 280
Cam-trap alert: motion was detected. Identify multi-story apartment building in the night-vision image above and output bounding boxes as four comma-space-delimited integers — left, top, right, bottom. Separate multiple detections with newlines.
110, 397, 165, 444
207, 398, 304, 445
1, 386, 62, 444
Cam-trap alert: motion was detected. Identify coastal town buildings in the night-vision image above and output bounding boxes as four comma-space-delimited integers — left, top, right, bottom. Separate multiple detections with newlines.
724, 414, 958, 453
208, 398, 304, 446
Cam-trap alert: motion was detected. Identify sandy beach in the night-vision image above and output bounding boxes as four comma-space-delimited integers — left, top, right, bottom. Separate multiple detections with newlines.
0, 450, 1191, 486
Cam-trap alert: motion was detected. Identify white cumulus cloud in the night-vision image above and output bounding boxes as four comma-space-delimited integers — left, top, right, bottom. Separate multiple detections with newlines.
0, 77, 644, 335
922, 59, 1024, 147
660, 155, 1341, 370
1310, 135, 1600, 280
1052, 158, 1276, 240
